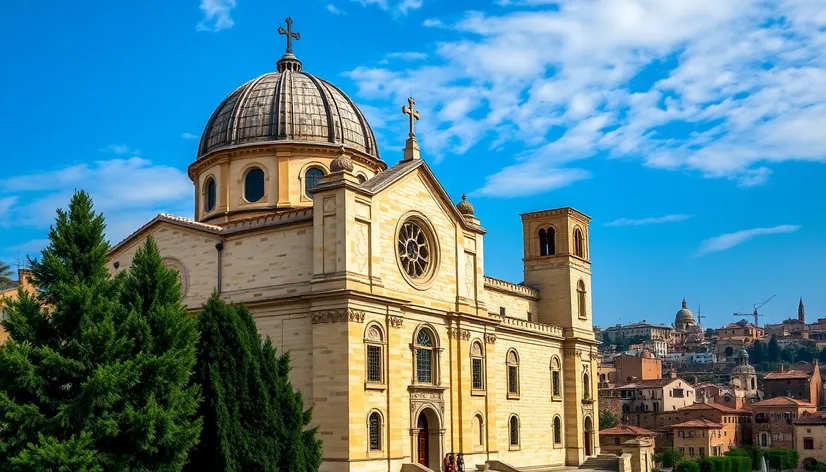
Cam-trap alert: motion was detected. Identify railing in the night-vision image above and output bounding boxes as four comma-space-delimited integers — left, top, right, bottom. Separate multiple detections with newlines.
483, 276, 540, 298
495, 315, 563, 336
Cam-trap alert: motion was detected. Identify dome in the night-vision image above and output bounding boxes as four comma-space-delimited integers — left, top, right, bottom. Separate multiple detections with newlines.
737, 347, 749, 359
731, 364, 756, 375
675, 298, 695, 325
197, 54, 380, 161
456, 194, 475, 216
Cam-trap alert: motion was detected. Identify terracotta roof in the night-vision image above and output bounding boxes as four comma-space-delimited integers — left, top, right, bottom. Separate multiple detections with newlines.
752, 397, 815, 407
795, 411, 826, 425
764, 370, 810, 380
599, 425, 657, 437
619, 378, 684, 388
678, 402, 746, 414
670, 419, 724, 429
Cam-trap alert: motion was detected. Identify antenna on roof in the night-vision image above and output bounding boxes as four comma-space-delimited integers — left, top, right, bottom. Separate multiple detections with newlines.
13, 251, 25, 272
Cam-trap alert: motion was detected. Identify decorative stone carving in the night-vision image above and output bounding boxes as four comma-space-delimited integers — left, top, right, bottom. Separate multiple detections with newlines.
484, 333, 496, 344
323, 196, 336, 214
311, 308, 366, 324
162, 257, 189, 298
464, 255, 475, 299
355, 223, 369, 275
565, 349, 582, 358
470, 342, 483, 356
447, 327, 471, 340
366, 326, 382, 341
388, 316, 404, 329
410, 389, 445, 416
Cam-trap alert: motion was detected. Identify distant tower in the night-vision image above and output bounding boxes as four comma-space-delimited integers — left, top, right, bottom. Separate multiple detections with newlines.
799, 297, 806, 322
730, 346, 758, 397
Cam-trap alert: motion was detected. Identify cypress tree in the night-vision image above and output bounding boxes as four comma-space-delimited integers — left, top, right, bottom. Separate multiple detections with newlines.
0, 191, 201, 470
768, 334, 780, 363
188, 294, 321, 472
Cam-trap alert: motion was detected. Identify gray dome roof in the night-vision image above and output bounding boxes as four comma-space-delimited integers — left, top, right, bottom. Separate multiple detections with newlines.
731, 364, 756, 375
676, 298, 695, 324
198, 67, 380, 160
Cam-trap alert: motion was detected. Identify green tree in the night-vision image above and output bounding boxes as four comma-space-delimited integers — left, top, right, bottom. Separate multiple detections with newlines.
599, 410, 619, 430
0, 191, 202, 470
187, 294, 321, 472
794, 342, 819, 362
654, 449, 685, 468
0, 260, 12, 289
749, 340, 767, 364
819, 347, 826, 364
768, 335, 780, 363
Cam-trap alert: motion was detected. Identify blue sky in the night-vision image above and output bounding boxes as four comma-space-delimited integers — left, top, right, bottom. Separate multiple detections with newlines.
2, 0, 825, 329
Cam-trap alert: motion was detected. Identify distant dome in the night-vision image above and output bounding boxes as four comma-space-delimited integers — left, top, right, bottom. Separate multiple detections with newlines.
737, 347, 749, 359
197, 54, 380, 161
675, 298, 695, 328
731, 364, 756, 375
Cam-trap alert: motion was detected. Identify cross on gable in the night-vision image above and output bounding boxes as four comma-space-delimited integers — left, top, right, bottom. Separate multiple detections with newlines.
278, 17, 301, 54
402, 97, 421, 138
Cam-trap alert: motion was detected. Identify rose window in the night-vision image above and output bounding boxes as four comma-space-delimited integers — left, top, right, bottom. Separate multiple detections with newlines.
398, 221, 431, 279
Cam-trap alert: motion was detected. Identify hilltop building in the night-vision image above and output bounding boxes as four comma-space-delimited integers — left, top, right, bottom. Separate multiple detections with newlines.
0, 269, 35, 345
762, 361, 823, 407
105, 18, 601, 471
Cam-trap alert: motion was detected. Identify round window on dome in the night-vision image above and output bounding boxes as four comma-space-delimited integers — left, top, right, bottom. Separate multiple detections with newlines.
244, 168, 265, 203
304, 167, 325, 199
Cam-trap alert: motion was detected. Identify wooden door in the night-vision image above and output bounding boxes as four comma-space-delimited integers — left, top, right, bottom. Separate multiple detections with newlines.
417, 414, 429, 466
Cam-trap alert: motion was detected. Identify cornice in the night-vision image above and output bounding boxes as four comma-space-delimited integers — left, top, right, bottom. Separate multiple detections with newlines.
311, 308, 366, 324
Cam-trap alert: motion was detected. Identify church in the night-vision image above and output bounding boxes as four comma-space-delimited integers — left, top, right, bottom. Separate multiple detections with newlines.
109, 19, 600, 472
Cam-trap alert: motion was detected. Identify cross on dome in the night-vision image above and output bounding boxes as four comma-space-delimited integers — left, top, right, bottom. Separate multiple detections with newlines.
278, 17, 301, 54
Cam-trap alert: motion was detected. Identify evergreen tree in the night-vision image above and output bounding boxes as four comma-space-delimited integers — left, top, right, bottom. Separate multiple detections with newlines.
114, 236, 203, 469
750, 340, 766, 363
599, 410, 619, 430
187, 294, 321, 472
0, 260, 12, 289
818, 348, 826, 364
0, 192, 201, 470
768, 335, 780, 363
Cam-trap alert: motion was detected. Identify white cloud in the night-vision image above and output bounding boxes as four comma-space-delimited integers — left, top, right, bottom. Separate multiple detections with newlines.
197, 0, 237, 32
347, 0, 826, 197
695, 225, 801, 257
351, 0, 422, 15
0, 196, 17, 219
104, 143, 140, 155
605, 214, 694, 227
327, 4, 346, 15
475, 163, 591, 197
386, 52, 429, 62
6, 239, 49, 258
0, 157, 192, 243
181, 132, 200, 140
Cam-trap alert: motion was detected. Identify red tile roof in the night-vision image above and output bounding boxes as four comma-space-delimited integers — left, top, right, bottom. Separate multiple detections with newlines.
764, 370, 810, 380
618, 378, 685, 388
795, 411, 826, 425
752, 397, 815, 408
678, 402, 746, 414
670, 419, 724, 429
600, 425, 658, 437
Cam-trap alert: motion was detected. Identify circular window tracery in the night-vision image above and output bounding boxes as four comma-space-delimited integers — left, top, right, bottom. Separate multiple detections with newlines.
398, 220, 431, 279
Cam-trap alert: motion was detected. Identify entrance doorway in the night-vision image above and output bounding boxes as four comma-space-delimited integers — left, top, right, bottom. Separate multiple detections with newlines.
414, 407, 441, 470
417, 414, 429, 467
584, 416, 594, 457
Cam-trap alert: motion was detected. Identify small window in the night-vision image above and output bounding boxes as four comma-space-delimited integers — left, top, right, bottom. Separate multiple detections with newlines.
583, 372, 591, 400
527, 312, 533, 322
554, 416, 562, 444
365, 325, 384, 384
614, 437, 620, 445
368, 411, 382, 451
577, 280, 587, 319
551, 357, 562, 397
471, 341, 485, 391
473, 414, 484, 447
539, 227, 556, 256
574, 228, 585, 258
509, 415, 520, 447
500, 307, 506, 317
804, 438, 814, 449
244, 168, 265, 202
357, 174, 368, 184
204, 177, 217, 212
507, 350, 519, 397
304, 167, 325, 199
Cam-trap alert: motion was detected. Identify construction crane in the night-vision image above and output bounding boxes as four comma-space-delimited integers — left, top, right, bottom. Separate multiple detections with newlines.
733, 295, 776, 327
697, 304, 706, 330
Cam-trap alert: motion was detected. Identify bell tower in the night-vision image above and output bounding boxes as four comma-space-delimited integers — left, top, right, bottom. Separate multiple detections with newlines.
521, 207, 594, 339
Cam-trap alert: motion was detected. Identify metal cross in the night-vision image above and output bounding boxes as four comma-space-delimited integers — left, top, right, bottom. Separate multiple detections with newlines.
402, 97, 421, 138
278, 17, 301, 54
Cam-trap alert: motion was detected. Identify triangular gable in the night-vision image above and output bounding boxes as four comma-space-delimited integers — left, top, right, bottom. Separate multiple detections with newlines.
109, 214, 223, 255
363, 159, 486, 234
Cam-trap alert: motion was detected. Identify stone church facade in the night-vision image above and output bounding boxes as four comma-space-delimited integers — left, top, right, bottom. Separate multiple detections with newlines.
109, 21, 600, 472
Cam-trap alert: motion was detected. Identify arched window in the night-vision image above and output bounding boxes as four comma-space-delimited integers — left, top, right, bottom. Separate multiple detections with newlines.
751, 377, 756, 390
509, 415, 520, 448
368, 411, 382, 451
583, 372, 591, 400
304, 167, 325, 199
507, 350, 519, 397
472, 413, 484, 448
357, 174, 368, 184
414, 327, 437, 384
551, 356, 562, 398
365, 324, 384, 384
244, 167, 265, 202
553, 416, 562, 444
574, 228, 584, 258
204, 177, 216, 212
539, 227, 556, 256
471, 341, 485, 391
577, 280, 587, 319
